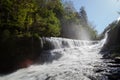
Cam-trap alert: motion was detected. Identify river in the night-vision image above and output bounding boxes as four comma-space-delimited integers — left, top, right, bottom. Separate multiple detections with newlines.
0, 34, 119, 80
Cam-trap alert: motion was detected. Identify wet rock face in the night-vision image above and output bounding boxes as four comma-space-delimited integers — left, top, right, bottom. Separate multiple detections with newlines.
107, 26, 120, 45
102, 21, 120, 51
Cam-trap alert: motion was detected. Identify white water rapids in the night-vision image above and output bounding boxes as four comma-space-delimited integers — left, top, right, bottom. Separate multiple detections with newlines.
0, 35, 111, 80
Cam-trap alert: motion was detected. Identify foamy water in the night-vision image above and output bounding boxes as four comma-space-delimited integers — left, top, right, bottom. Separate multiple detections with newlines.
0, 35, 109, 80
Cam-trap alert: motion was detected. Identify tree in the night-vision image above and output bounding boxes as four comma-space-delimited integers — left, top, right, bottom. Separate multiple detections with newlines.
0, 0, 63, 38
79, 6, 88, 26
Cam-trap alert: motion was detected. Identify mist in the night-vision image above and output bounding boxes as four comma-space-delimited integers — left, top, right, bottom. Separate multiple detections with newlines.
61, 24, 91, 40
78, 25, 91, 40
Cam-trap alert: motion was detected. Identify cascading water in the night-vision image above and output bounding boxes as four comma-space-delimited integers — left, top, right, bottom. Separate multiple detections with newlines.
0, 33, 112, 80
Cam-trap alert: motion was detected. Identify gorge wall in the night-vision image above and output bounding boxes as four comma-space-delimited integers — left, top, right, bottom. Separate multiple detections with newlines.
102, 21, 120, 51
0, 37, 42, 74
101, 21, 120, 58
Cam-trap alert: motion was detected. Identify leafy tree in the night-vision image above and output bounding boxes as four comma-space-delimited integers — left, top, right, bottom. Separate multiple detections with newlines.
0, 0, 63, 38
79, 6, 88, 26
31, 0, 62, 37
32, 9, 60, 37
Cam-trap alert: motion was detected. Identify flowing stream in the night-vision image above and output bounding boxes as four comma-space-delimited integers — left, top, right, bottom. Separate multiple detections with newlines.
0, 34, 119, 80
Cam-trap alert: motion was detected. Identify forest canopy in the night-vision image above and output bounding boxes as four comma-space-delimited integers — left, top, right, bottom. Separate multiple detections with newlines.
0, 0, 97, 40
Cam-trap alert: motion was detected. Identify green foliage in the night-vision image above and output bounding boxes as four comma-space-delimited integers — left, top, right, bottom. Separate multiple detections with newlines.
0, 0, 97, 40
31, 8, 61, 37
0, 0, 63, 39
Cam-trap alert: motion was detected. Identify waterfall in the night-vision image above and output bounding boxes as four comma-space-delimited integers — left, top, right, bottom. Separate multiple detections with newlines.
41, 37, 99, 50
0, 34, 110, 80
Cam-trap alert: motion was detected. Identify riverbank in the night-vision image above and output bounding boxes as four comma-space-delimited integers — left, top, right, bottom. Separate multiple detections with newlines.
0, 36, 42, 74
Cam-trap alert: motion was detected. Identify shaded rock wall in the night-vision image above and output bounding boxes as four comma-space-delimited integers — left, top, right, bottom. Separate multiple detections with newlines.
102, 21, 120, 51
0, 37, 42, 74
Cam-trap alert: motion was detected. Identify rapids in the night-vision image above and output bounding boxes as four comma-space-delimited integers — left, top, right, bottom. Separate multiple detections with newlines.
0, 34, 116, 80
